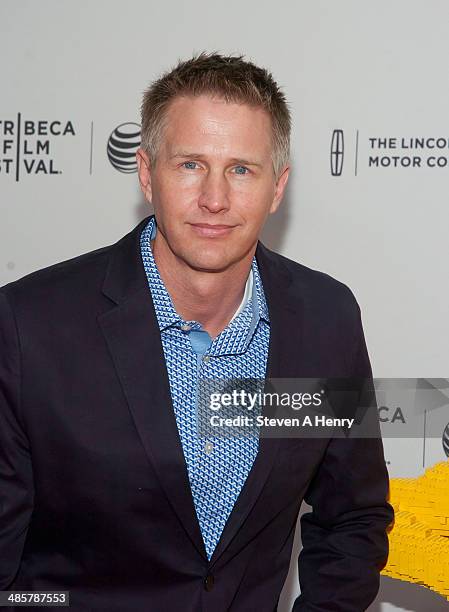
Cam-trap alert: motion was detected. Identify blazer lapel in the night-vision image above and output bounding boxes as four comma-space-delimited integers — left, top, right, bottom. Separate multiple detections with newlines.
98, 217, 207, 560
209, 241, 306, 567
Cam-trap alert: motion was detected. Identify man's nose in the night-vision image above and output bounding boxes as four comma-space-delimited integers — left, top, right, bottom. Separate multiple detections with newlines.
198, 169, 231, 213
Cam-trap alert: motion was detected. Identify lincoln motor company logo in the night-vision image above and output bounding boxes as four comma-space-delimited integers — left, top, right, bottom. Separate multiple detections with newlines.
330, 129, 449, 176
330, 129, 344, 176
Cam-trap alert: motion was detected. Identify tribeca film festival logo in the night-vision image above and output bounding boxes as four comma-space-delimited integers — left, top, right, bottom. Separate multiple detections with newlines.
107, 122, 141, 173
0, 114, 75, 181
331, 129, 449, 176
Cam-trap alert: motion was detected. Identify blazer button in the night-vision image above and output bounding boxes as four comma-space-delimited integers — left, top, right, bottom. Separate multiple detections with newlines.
204, 574, 215, 591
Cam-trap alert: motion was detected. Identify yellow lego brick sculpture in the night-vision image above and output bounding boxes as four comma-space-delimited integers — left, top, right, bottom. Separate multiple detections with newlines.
381, 460, 449, 601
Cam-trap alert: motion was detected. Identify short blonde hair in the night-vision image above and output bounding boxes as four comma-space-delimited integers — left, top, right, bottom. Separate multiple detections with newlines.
140, 52, 291, 179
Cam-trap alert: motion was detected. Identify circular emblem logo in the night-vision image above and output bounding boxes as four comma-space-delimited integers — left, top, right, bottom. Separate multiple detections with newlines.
107, 122, 141, 173
443, 422, 449, 457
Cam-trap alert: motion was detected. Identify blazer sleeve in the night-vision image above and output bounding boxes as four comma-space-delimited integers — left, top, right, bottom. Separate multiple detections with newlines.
292, 300, 395, 611
0, 290, 34, 589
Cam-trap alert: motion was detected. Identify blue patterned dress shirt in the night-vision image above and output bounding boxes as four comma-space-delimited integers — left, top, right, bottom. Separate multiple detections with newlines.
140, 216, 270, 559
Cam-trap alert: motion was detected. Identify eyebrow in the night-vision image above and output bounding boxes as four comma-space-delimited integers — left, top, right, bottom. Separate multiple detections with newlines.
169, 151, 264, 168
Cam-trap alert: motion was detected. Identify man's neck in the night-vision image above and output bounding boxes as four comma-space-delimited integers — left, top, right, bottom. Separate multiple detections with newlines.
152, 238, 254, 339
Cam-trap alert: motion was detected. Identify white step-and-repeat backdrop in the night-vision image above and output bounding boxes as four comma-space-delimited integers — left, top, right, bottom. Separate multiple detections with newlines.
1, 1, 448, 609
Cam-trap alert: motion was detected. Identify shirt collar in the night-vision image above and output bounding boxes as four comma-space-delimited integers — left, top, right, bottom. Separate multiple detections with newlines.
140, 215, 269, 335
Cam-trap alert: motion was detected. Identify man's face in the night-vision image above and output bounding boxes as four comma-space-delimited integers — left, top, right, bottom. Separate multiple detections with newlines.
137, 94, 289, 273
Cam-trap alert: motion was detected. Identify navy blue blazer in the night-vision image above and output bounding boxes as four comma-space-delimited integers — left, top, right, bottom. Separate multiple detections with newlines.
0, 215, 394, 611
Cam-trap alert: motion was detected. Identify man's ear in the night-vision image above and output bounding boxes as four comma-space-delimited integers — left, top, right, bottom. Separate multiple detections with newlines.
136, 148, 153, 203
269, 165, 290, 214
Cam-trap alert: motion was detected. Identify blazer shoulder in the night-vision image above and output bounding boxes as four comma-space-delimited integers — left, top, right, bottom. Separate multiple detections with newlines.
267, 247, 360, 314
0, 217, 150, 308
0, 242, 113, 304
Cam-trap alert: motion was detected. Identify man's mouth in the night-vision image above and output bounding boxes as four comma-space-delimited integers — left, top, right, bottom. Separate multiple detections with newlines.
189, 223, 236, 237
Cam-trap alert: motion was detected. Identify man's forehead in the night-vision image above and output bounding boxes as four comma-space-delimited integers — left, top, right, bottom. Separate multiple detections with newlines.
164, 94, 271, 130
161, 94, 273, 155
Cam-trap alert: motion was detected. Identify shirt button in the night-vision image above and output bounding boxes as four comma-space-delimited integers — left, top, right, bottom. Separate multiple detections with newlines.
204, 441, 214, 454
204, 574, 215, 591
202, 355, 210, 363
181, 324, 191, 332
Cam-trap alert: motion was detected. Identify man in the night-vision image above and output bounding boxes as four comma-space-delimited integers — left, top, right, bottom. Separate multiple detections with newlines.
0, 53, 394, 611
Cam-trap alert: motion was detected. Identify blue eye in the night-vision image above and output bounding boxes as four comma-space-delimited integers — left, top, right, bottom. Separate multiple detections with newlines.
183, 161, 198, 170
234, 165, 249, 175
